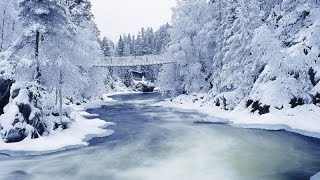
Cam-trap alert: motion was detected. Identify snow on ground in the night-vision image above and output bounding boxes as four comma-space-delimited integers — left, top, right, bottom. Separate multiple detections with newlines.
311, 173, 320, 180
156, 93, 320, 139
0, 97, 116, 152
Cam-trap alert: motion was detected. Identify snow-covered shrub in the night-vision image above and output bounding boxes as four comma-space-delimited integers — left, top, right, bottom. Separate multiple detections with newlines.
0, 82, 45, 142
0, 82, 74, 143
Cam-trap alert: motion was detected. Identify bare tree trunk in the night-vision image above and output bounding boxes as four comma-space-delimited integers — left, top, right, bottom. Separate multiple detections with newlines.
55, 86, 58, 105
11, 20, 15, 32
218, 0, 222, 25
0, 8, 6, 52
34, 30, 41, 83
59, 70, 63, 123
59, 86, 62, 123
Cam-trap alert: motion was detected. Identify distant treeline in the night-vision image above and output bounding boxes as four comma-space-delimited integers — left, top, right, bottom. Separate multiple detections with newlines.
100, 23, 171, 57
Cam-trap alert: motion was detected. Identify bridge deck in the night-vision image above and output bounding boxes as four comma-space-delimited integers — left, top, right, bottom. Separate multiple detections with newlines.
93, 55, 175, 67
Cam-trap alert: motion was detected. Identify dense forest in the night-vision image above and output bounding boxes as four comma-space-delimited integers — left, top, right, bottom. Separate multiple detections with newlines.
158, 0, 320, 114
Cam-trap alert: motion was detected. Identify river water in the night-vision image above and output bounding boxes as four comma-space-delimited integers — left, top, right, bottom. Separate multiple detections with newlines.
0, 93, 319, 180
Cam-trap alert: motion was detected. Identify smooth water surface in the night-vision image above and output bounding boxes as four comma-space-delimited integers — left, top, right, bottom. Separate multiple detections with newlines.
0, 93, 319, 180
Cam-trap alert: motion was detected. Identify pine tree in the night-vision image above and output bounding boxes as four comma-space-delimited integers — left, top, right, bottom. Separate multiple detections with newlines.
0, 0, 74, 141
69, 0, 94, 23
130, 35, 135, 55
116, 36, 125, 57
127, 34, 132, 56
0, 0, 18, 53
135, 31, 143, 56
101, 37, 111, 57
0, 1, 6, 52
154, 23, 171, 54
19, 0, 70, 83
0, 0, 115, 143
145, 27, 154, 54
140, 27, 147, 55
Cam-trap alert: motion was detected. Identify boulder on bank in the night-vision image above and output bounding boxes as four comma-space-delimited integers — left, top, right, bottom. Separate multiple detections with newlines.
6, 128, 27, 143
0, 79, 13, 115
133, 80, 155, 93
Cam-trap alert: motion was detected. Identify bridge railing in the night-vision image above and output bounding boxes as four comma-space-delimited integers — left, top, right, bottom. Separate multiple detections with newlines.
94, 54, 174, 67
105, 55, 164, 63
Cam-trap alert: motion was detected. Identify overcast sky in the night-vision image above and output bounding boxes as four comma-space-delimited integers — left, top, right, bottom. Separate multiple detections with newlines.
90, 0, 176, 42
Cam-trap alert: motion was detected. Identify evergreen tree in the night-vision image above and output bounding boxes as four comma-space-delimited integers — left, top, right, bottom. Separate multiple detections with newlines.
0, 0, 115, 143
158, 0, 320, 111
145, 27, 154, 54
116, 35, 125, 57
130, 35, 136, 55
135, 31, 143, 56
19, 0, 70, 83
0, 0, 18, 53
101, 37, 111, 57
154, 23, 171, 54
115, 25, 171, 57
0, 0, 74, 140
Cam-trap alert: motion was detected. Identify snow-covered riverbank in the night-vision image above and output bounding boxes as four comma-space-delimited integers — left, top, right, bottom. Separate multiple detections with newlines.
158, 94, 320, 180
157, 93, 320, 139
311, 173, 320, 180
0, 98, 115, 153
0, 92, 318, 180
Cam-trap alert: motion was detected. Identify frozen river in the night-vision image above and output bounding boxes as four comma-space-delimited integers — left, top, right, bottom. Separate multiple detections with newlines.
0, 93, 319, 180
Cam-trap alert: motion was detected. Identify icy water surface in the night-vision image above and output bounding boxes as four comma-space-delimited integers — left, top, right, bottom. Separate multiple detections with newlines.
0, 93, 320, 180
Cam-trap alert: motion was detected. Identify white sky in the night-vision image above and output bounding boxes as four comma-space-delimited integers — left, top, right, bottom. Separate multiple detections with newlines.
90, 0, 176, 42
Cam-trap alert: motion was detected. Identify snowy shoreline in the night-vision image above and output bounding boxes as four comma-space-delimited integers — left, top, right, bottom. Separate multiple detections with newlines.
156, 94, 320, 140
0, 98, 115, 154
311, 173, 320, 180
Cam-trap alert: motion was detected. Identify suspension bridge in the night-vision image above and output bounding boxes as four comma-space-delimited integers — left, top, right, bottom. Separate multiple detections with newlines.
93, 55, 175, 68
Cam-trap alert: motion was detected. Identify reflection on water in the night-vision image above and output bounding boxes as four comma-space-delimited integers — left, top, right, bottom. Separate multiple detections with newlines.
0, 93, 319, 180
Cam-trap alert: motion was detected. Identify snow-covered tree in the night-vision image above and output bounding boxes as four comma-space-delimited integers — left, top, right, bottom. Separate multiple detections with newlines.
0, 0, 76, 142
0, 0, 114, 143
158, 0, 320, 114
0, 0, 18, 52
154, 23, 171, 54
115, 25, 171, 57
116, 36, 125, 57
100, 37, 112, 57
